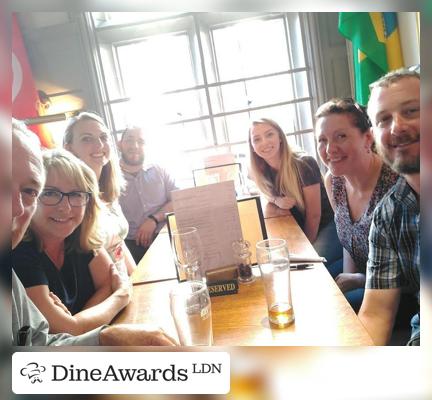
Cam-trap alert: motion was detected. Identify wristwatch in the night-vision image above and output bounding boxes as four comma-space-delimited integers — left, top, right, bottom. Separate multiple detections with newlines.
148, 214, 158, 225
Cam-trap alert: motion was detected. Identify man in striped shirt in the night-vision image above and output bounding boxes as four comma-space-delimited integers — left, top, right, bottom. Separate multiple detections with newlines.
359, 69, 420, 345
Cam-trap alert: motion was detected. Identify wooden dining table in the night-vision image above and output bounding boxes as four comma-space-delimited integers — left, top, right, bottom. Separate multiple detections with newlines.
115, 202, 374, 346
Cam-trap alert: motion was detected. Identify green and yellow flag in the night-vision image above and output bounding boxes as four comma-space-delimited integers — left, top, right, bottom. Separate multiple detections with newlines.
338, 12, 404, 105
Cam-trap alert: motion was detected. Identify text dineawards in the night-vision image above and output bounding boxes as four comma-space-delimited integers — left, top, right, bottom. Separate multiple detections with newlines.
52, 364, 188, 382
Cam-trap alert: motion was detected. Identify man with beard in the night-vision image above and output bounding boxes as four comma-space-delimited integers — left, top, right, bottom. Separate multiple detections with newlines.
118, 126, 177, 263
359, 69, 420, 345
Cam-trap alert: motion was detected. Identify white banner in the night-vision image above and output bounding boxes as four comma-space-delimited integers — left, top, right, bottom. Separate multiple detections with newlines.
12, 352, 230, 394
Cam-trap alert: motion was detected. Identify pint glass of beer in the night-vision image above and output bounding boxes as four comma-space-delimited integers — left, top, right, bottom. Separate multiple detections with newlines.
169, 280, 213, 345
256, 239, 294, 328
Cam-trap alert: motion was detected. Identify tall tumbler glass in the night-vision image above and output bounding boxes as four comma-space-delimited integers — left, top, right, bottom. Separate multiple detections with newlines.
171, 227, 203, 281
169, 280, 213, 346
256, 238, 295, 328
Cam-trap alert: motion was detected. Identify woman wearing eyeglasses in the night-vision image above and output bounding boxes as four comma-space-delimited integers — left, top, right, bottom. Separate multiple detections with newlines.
315, 98, 398, 312
63, 112, 136, 273
13, 149, 131, 335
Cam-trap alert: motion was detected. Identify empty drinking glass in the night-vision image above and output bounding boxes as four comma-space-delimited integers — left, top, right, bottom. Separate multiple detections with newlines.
169, 280, 213, 346
171, 227, 203, 281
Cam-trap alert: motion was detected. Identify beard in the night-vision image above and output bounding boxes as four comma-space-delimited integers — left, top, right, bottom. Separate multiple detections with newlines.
377, 132, 420, 175
388, 154, 420, 174
121, 153, 144, 166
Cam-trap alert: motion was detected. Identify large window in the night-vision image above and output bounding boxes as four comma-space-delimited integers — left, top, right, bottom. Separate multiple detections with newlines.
89, 12, 319, 180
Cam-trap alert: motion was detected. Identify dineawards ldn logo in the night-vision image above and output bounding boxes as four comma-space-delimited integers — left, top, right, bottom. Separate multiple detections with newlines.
20, 362, 47, 383
12, 352, 230, 395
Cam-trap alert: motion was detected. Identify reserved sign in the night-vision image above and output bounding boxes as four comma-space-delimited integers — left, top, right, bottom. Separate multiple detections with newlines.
207, 280, 239, 297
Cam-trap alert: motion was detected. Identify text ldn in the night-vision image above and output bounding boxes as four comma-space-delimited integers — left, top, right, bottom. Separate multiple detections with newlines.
52, 364, 188, 382
192, 363, 222, 374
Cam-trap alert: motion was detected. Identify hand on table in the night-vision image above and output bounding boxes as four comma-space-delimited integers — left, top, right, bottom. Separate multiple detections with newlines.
110, 264, 132, 303
135, 218, 157, 247
99, 324, 178, 346
49, 292, 71, 315
335, 273, 365, 293
274, 196, 296, 210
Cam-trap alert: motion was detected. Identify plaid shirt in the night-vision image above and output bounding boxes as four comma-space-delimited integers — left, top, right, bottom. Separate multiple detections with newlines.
366, 177, 420, 298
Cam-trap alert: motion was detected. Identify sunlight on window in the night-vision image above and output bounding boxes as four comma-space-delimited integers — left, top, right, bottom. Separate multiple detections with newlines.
212, 18, 290, 81
115, 32, 209, 157
94, 13, 318, 184
117, 33, 195, 96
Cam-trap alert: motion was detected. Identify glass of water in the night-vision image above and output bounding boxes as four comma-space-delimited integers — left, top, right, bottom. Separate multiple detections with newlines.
169, 280, 213, 346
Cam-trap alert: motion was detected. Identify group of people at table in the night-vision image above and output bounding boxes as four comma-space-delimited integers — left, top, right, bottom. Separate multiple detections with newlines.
6, 68, 420, 347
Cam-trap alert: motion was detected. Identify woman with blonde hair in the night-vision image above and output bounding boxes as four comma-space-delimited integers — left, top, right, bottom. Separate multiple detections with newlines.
13, 149, 131, 335
249, 118, 342, 267
64, 112, 136, 273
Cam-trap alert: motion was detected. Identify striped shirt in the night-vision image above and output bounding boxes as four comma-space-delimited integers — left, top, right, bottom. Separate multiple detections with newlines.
366, 177, 420, 298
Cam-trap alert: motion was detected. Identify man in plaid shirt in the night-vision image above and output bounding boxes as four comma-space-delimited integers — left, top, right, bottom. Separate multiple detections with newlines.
359, 69, 420, 345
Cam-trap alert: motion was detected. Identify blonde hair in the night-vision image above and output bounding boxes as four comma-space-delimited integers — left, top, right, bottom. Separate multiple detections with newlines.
248, 118, 306, 213
63, 112, 125, 204
30, 149, 104, 253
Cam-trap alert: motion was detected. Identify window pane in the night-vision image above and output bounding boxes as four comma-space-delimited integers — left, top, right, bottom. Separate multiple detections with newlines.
249, 104, 296, 134
292, 70, 310, 98
117, 33, 195, 95
295, 100, 313, 131
161, 89, 208, 122
209, 72, 307, 115
286, 13, 306, 68
110, 101, 130, 132
100, 45, 122, 100
163, 119, 213, 151
213, 117, 228, 145
299, 131, 317, 159
212, 18, 290, 82
245, 74, 294, 109
209, 82, 248, 115
214, 113, 251, 144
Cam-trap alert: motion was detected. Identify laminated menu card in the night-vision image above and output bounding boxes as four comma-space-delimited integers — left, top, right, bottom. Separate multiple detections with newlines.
171, 180, 243, 273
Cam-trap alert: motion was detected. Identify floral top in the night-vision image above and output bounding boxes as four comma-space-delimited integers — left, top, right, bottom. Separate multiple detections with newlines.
331, 163, 398, 274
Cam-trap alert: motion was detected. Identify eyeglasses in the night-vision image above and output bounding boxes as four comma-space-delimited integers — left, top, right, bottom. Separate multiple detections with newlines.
39, 189, 91, 207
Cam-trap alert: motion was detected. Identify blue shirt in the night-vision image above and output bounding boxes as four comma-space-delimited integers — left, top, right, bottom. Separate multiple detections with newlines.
119, 164, 177, 240
366, 177, 420, 298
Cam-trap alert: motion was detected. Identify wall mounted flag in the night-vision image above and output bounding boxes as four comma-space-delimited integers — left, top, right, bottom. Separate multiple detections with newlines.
339, 12, 404, 105
12, 14, 55, 148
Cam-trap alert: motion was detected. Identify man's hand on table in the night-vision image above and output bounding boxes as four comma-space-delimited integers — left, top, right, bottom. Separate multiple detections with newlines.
100, 324, 178, 346
135, 218, 157, 247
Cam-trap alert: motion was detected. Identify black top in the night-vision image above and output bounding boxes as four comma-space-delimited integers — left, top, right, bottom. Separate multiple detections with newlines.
265, 155, 334, 231
13, 239, 96, 315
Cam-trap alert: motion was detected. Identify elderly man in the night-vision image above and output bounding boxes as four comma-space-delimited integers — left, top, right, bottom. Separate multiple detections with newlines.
118, 126, 178, 263
359, 69, 420, 345
7, 119, 176, 346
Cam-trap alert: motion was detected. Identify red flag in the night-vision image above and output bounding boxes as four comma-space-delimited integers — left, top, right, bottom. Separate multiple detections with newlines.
0, 6, 11, 112
12, 14, 54, 148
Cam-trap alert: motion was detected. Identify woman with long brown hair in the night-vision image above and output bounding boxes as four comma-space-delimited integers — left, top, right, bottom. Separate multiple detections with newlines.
249, 118, 342, 268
